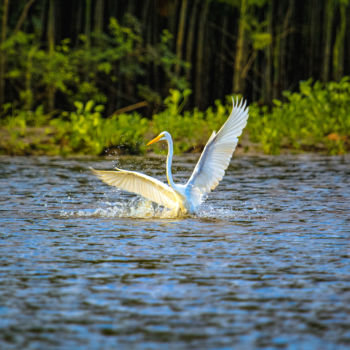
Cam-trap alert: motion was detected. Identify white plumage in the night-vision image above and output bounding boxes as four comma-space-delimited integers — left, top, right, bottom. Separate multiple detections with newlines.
91, 97, 249, 216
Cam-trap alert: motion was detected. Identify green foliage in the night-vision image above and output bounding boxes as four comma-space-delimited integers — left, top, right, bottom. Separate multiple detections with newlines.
1, 15, 190, 118
102, 112, 149, 155
152, 89, 202, 153
0, 102, 57, 155
51, 100, 148, 155
251, 32, 272, 50
52, 101, 106, 154
248, 77, 350, 154
0, 12, 194, 155
151, 90, 232, 154
156, 30, 191, 92
139, 29, 191, 105
69, 15, 145, 105
1, 79, 350, 156
2, 31, 77, 111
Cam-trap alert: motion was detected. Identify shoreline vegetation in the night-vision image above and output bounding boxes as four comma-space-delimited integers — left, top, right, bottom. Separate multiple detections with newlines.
1, 8, 349, 157
1, 78, 350, 157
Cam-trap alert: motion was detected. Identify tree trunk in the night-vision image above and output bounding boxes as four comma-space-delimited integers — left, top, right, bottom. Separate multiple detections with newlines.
218, 10, 228, 98
24, 47, 35, 110
94, 0, 104, 37
0, 0, 9, 108
263, 0, 273, 103
152, 0, 160, 94
14, 0, 35, 33
85, 0, 91, 48
332, 0, 347, 80
47, 0, 55, 112
273, 1, 292, 99
322, 0, 335, 81
309, 0, 320, 78
169, 0, 179, 37
195, 0, 209, 108
185, 0, 199, 82
175, 0, 188, 75
272, 28, 281, 99
233, 0, 248, 94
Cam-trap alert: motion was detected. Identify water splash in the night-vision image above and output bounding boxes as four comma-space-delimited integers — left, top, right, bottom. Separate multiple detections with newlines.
60, 197, 264, 221
60, 198, 182, 219
195, 203, 232, 219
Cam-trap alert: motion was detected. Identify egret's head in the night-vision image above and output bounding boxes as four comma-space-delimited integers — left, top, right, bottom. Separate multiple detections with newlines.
147, 132, 167, 146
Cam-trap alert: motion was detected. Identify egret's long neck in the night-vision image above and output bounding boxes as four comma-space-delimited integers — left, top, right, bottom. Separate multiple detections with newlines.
166, 136, 175, 189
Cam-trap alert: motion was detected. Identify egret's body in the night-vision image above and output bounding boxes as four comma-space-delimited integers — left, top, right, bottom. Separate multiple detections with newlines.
91, 98, 249, 216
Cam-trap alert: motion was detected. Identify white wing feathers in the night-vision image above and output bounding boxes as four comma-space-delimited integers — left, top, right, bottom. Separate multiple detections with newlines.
91, 98, 248, 214
90, 168, 179, 210
186, 98, 249, 195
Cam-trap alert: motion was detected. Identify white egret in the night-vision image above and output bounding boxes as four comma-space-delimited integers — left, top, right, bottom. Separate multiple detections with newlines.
91, 98, 249, 216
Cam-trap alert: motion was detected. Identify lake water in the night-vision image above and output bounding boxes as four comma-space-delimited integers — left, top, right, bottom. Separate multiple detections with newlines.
0, 154, 349, 349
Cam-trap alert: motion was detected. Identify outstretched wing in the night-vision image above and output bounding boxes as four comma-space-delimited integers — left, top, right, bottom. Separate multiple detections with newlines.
186, 98, 249, 195
91, 167, 180, 210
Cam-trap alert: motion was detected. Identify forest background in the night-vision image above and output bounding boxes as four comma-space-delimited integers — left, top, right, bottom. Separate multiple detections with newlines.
0, 0, 349, 155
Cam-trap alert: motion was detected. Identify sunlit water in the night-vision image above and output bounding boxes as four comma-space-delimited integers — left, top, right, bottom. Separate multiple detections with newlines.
0, 154, 349, 349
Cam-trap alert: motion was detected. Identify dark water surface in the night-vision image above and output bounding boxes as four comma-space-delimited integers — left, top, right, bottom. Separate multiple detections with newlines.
0, 155, 349, 349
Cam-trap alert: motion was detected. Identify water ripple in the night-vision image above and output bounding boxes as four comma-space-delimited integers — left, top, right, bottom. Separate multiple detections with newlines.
0, 155, 349, 349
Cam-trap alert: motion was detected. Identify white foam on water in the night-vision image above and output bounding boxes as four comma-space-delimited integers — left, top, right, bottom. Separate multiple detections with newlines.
60, 198, 182, 219
194, 200, 267, 222
195, 203, 234, 219
60, 195, 264, 221
60, 199, 265, 221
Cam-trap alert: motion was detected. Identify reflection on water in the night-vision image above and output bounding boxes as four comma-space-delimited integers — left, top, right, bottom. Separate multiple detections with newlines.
0, 154, 349, 349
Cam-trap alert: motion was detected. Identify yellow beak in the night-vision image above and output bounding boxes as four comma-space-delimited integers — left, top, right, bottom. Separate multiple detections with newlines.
147, 134, 163, 146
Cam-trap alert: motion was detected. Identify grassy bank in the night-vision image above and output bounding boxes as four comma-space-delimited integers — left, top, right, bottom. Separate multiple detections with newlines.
1, 78, 350, 156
